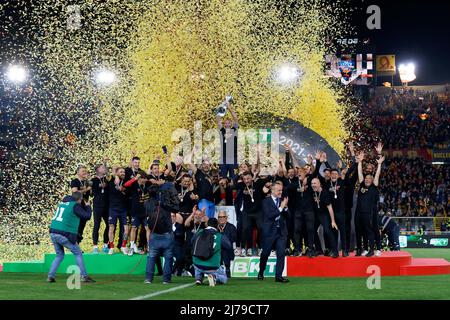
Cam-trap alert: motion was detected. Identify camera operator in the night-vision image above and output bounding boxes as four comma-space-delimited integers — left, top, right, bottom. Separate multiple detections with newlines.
144, 174, 180, 284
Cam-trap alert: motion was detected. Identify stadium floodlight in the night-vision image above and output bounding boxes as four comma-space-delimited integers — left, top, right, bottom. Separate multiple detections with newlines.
94, 68, 117, 86
398, 63, 416, 85
275, 64, 302, 85
6, 65, 28, 84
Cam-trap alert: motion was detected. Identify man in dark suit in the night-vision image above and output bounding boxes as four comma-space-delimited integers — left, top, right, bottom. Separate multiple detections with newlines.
217, 210, 237, 278
258, 183, 289, 283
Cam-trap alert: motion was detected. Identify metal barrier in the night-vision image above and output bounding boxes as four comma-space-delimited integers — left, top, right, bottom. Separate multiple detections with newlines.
390, 217, 449, 233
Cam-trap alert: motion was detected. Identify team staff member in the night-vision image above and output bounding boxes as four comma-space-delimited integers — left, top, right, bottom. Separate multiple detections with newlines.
70, 165, 92, 244
326, 168, 348, 257
47, 192, 95, 283
355, 152, 384, 257
311, 178, 339, 258
189, 160, 216, 218
258, 183, 289, 283
217, 210, 237, 278
91, 164, 110, 254
107, 167, 129, 254
235, 172, 266, 256
289, 167, 316, 257
343, 141, 358, 253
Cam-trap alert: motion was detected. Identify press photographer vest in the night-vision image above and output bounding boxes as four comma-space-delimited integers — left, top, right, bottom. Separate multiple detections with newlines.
49, 201, 80, 234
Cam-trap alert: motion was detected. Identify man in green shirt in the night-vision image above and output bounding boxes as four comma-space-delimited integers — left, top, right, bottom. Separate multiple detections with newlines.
192, 218, 231, 286
47, 192, 95, 283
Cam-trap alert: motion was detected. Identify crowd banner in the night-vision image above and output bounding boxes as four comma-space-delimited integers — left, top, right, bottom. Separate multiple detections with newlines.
384, 148, 432, 161
432, 142, 450, 164
376, 54, 396, 76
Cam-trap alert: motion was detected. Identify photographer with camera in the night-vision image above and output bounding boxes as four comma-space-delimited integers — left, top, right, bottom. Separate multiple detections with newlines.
192, 217, 231, 286
47, 192, 95, 283
144, 174, 180, 284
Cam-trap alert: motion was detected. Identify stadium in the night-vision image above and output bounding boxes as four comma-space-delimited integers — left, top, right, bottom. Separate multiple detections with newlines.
0, 0, 449, 308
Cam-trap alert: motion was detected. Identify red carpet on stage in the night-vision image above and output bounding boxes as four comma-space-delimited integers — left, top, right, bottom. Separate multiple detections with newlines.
286, 251, 450, 277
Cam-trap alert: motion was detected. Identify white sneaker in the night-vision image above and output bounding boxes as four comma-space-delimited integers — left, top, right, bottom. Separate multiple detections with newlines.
246, 248, 253, 256
361, 250, 369, 256
257, 249, 262, 256
240, 249, 246, 257
120, 247, 128, 255
207, 274, 216, 287
375, 250, 382, 257
234, 248, 240, 256
128, 248, 134, 256
270, 250, 276, 257
181, 270, 192, 277
108, 248, 114, 255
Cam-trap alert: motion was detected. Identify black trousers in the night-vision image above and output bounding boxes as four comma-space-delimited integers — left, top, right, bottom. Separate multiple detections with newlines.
236, 211, 243, 248
77, 219, 87, 244
293, 210, 315, 252
242, 213, 261, 249
92, 206, 109, 245
333, 210, 347, 252
259, 230, 286, 279
344, 205, 353, 251
314, 212, 338, 254
286, 210, 295, 250
355, 212, 374, 251
314, 216, 330, 253
138, 226, 147, 249
172, 241, 185, 276
372, 212, 382, 250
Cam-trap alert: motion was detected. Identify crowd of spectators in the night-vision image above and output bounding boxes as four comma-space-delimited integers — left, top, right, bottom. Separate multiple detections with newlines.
354, 87, 449, 218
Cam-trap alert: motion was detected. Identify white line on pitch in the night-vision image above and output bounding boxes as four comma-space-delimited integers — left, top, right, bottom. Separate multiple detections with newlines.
130, 283, 195, 300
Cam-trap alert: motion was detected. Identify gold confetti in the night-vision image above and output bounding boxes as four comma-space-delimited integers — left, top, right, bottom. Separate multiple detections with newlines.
0, 0, 354, 263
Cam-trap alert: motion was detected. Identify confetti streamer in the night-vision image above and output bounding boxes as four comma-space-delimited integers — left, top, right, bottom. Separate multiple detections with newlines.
0, 0, 355, 262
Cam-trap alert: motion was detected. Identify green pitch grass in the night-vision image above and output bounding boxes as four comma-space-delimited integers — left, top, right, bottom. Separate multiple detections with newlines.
0, 249, 449, 300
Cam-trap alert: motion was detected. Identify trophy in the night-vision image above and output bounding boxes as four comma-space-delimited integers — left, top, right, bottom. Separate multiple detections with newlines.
214, 95, 233, 117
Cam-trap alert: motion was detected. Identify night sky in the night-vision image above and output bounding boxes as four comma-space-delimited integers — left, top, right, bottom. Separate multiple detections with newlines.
0, 0, 449, 86
351, 0, 450, 85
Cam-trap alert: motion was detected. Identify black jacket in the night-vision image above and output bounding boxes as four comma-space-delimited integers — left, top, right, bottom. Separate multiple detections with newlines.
146, 182, 180, 234
261, 196, 288, 240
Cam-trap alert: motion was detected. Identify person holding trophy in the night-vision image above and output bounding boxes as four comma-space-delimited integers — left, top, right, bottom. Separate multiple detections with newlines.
216, 95, 239, 179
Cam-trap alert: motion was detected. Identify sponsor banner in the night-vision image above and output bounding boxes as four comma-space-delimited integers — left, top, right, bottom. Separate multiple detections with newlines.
400, 234, 450, 248
384, 149, 432, 162
230, 257, 287, 277
432, 143, 450, 164
376, 54, 396, 75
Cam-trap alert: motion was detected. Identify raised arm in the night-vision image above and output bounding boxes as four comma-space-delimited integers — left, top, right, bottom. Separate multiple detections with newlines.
216, 115, 223, 130
228, 103, 238, 127
374, 155, 385, 187
357, 152, 364, 183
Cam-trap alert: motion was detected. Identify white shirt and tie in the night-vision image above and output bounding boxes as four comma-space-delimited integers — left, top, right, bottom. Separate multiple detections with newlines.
271, 195, 287, 228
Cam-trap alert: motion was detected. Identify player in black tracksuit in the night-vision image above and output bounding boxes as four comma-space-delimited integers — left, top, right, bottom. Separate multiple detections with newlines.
324, 169, 348, 257
355, 152, 384, 257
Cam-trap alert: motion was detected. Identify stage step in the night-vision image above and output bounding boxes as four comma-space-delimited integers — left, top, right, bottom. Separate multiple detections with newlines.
399, 258, 450, 276
286, 251, 413, 277
2, 251, 449, 277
